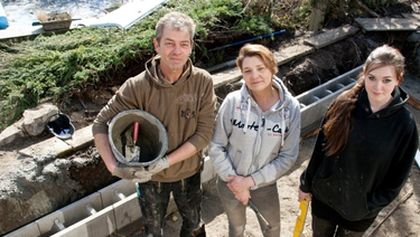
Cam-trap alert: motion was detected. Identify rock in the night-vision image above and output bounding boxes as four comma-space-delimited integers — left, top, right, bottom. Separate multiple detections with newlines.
0, 123, 24, 147
21, 103, 59, 136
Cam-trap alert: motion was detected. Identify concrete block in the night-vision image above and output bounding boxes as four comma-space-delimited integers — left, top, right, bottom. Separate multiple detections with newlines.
113, 193, 141, 230
4, 222, 41, 237
51, 205, 116, 237
36, 192, 102, 235
297, 66, 361, 134
98, 179, 135, 207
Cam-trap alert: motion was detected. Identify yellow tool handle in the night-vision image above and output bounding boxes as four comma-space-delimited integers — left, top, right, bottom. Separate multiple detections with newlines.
292, 199, 309, 237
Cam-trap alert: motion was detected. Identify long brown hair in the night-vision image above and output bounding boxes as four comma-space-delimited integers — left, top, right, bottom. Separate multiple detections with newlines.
323, 45, 405, 156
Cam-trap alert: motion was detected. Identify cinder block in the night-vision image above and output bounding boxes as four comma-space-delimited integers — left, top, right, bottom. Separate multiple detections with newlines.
113, 193, 141, 230
98, 179, 135, 207
36, 192, 102, 235
4, 222, 41, 237
296, 66, 361, 134
51, 205, 116, 237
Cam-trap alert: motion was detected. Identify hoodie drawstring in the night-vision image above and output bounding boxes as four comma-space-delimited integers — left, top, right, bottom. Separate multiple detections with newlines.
280, 109, 285, 146
243, 97, 252, 133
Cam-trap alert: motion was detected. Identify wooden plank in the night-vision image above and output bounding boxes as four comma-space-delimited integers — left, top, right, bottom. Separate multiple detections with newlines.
364, 186, 413, 237
212, 68, 242, 88
65, 125, 93, 151
355, 17, 419, 31
18, 125, 93, 158
303, 24, 359, 49
402, 13, 420, 21
212, 44, 315, 88
275, 44, 315, 65
19, 137, 72, 158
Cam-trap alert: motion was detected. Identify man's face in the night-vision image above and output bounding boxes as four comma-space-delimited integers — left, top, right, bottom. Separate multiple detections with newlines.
153, 27, 192, 72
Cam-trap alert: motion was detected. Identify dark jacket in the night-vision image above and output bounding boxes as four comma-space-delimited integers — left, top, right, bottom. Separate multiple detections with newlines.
300, 87, 418, 223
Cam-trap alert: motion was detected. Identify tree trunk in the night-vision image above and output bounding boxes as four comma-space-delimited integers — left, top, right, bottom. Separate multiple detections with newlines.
309, 0, 329, 32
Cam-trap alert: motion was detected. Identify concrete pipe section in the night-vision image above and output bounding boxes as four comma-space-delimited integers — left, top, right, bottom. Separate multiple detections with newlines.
108, 109, 168, 167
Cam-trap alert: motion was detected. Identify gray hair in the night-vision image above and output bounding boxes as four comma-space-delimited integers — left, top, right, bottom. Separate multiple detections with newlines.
155, 11, 196, 43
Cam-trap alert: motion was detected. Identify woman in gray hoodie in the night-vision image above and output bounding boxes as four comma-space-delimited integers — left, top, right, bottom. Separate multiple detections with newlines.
209, 44, 301, 237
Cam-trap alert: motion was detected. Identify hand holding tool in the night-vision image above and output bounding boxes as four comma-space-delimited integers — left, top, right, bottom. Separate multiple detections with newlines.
293, 199, 309, 237
249, 200, 271, 231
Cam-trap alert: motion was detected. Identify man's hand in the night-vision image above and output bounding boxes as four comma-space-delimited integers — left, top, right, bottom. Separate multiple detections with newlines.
147, 156, 170, 174
133, 169, 153, 183
111, 163, 136, 180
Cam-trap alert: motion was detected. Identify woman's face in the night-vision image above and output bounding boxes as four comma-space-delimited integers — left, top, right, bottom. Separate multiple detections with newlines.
241, 56, 273, 93
364, 65, 399, 108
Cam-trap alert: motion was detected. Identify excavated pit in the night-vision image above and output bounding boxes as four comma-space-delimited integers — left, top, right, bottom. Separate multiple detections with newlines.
1, 30, 419, 235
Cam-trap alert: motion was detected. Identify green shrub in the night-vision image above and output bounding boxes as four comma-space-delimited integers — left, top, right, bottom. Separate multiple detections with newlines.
0, 0, 299, 130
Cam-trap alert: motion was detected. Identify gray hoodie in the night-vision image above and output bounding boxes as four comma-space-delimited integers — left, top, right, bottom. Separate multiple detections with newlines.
209, 77, 301, 189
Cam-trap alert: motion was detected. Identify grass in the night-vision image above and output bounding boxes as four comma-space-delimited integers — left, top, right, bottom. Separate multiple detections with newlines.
0, 0, 311, 130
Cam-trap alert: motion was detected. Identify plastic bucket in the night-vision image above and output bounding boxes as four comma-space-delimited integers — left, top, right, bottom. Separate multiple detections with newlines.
47, 113, 75, 140
108, 110, 168, 167
0, 3, 9, 30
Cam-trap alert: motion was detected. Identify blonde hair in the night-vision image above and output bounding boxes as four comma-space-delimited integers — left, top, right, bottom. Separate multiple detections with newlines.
236, 44, 278, 74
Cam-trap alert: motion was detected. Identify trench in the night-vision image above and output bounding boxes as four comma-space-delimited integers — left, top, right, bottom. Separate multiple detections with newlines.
1, 30, 419, 236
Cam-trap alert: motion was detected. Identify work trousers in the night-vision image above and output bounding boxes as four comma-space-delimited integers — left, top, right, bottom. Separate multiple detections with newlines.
312, 215, 365, 237
136, 172, 204, 237
216, 178, 280, 237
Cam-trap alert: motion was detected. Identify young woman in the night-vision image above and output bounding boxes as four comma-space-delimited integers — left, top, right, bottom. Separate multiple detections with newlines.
299, 45, 419, 237
209, 44, 301, 237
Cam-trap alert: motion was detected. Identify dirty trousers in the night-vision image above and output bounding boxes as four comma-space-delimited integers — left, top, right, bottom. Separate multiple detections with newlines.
312, 215, 365, 237
136, 172, 204, 237
216, 178, 280, 237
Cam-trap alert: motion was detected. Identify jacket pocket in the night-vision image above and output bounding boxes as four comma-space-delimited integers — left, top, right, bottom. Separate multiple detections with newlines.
312, 173, 369, 221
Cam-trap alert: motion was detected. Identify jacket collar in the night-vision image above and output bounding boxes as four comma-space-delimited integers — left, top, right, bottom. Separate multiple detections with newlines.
357, 86, 408, 118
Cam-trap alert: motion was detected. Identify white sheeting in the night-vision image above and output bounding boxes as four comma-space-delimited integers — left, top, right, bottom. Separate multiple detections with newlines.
76, 0, 169, 29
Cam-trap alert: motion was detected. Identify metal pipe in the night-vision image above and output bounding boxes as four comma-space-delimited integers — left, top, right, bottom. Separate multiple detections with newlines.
208, 29, 287, 52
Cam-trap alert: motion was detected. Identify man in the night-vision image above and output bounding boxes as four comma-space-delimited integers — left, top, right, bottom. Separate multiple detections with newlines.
92, 11, 216, 236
